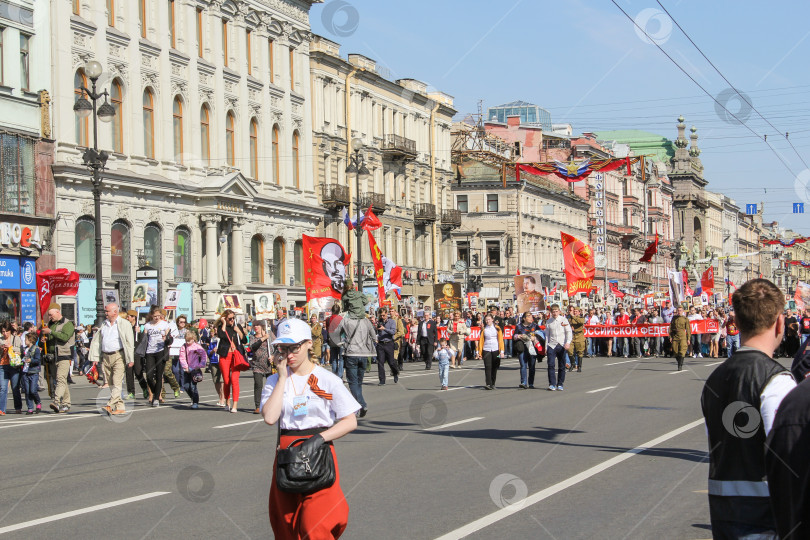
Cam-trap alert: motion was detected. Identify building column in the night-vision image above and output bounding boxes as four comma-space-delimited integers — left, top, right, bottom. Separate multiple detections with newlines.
231, 217, 245, 291
202, 214, 220, 314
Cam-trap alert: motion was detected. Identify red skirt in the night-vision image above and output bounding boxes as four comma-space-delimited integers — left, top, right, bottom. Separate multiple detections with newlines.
269, 434, 349, 540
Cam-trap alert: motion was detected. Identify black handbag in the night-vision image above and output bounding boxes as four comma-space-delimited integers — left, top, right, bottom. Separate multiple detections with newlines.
275, 437, 336, 494
513, 339, 525, 354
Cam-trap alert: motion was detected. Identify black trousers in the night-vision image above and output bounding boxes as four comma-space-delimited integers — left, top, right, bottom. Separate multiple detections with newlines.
376, 341, 398, 383
482, 350, 500, 387
420, 339, 435, 369
145, 352, 166, 400
253, 372, 269, 409
126, 356, 148, 394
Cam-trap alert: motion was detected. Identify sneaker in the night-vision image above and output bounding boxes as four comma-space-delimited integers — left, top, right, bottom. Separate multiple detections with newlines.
548, 385, 556, 391
528, 385, 535, 389
59, 405, 70, 413
441, 386, 448, 390
174, 390, 180, 398
26, 409, 34, 415
110, 409, 127, 416
556, 385, 564, 391
518, 384, 527, 389
359, 407, 368, 418
49, 403, 59, 413
393, 374, 399, 383
191, 403, 199, 410
0, 410, 4, 415
126, 393, 135, 400
152, 400, 160, 408
143, 388, 149, 399
35, 404, 41, 414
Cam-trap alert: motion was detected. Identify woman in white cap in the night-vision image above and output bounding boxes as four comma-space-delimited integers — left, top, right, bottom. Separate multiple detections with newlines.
261, 318, 360, 539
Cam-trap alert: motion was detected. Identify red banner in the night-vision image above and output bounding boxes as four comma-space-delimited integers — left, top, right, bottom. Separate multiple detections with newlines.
639, 234, 658, 263
583, 319, 720, 338
302, 235, 349, 302
36, 269, 80, 319
367, 232, 385, 302
438, 327, 449, 340
503, 325, 515, 340
466, 327, 481, 342
561, 232, 595, 296
701, 266, 715, 291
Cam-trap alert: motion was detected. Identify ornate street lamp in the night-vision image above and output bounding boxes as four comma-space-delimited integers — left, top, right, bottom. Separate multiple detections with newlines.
74, 60, 115, 326
345, 137, 370, 291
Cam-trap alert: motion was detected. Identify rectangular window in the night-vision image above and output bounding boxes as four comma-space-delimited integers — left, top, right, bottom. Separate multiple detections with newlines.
268, 38, 274, 83
107, 0, 115, 26
486, 241, 501, 266
486, 193, 498, 213
222, 19, 228, 67
0, 133, 35, 215
0, 29, 5, 86
246, 30, 251, 75
139, 0, 146, 38
457, 241, 469, 265
19, 35, 29, 91
168, 0, 175, 48
289, 47, 294, 90
196, 8, 203, 58
457, 194, 468, 213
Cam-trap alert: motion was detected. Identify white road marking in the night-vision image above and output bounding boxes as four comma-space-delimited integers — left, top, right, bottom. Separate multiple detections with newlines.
0, 492, 170, 535
434, 418, 704, 540
444, 385, 479, 392
586, 386, 617, 394
604, 359, 638, 366
212, 418, 265, 429
423, 417, 483, 432
705, 361, 723, 367
668, 370, 689, 375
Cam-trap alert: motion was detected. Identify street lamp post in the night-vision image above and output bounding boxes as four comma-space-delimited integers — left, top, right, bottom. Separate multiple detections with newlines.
345, 138, 370, 292
74, 60, 116, 326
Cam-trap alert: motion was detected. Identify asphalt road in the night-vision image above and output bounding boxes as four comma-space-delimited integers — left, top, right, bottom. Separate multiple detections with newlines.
1, 353, 774, 539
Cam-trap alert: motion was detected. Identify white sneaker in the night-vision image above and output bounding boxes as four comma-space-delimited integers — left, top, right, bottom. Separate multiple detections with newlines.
152, 400, 160, 408
698, 353, 704, 358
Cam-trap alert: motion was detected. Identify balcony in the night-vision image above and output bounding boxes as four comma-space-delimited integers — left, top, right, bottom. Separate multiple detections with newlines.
382, 134, 417, 160
359, 192, 387, 214
440, 209, 461, 229
321, 183, 350, 210
414, 203, 437, 224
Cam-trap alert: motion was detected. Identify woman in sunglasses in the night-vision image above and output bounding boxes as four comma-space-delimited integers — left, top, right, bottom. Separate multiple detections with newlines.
261, 318, 360, 539
215, 309, 246, 413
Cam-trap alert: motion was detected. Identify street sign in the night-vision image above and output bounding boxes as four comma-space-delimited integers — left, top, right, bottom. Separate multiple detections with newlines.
794, 202, 804, 214
745, 203, 757, 215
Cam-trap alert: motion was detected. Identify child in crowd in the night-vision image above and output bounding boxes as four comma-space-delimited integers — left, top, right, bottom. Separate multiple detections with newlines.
178, 330, 207, 409
22, 332, 41, 414
433, 338, 455, 390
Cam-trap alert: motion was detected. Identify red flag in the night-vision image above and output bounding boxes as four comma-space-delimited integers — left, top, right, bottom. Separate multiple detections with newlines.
361, 205, 382, 231
561, 232, 595, 296
701, 266, 715, 291
609, 281, 625, 298
302, 235, 349, 302
36, 269, 80, 319
367, 232, 386, 301
639, 234, 659, 263
550, 285, 557, 296
682, 268, 694, 296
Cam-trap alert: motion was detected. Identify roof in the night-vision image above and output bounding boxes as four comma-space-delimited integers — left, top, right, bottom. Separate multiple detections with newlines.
490, 100, 536, 108
592, 129, 675, 164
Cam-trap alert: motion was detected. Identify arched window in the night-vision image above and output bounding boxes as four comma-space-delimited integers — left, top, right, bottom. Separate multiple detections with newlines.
110, 221, 129, 275
74, 70, 88, 146
142, 89, 155, 158
225, 111, 235, 166
75, 217, 95, 275
294, 240, 303, 286
273, 237, 285, 284
249, 118, 258, 180
173, 96, 183, 162
174, 227, 191, 280
292, 130, 300, 189
200, 105, 210, 166
272, 124, 280, 185
251, 235, 264, 283
111, 79, 123, 153
143, 224, 161, 269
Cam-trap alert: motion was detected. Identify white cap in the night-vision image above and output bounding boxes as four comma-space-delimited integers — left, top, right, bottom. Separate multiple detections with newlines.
271, 318, 312, 345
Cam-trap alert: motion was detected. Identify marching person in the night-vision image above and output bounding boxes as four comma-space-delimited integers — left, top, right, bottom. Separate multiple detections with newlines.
250, 320, 274, 414
216, 309, 246, 413
21, 332, 42, 414
126, 309, 148, 399
0, 321, 22, 415
309, 314, 325, 366
669, 306, 691, 371
141, 308, 171, 407
545, 305, 572, 391
41, 303, 75, 414
417, 309, 438, 370
724, 312, 741, 358
335, 311, 374, 418
568, 307, 586, 372
514, 312, 540, 389
448, 310, 471, 368
701, 279, 795, 538
178, 330, 207, 409
375, 308, 399, 385
434, 338, 454, 390
261, 318, 360, 539
87, 303, 134, 415
477, 314, 504, 390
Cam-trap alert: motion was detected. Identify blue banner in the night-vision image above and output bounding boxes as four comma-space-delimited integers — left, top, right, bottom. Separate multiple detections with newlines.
0, 255, 20, 289
20, 291, 36, 324
77, 278, 97, 326
176, 282, 193, 320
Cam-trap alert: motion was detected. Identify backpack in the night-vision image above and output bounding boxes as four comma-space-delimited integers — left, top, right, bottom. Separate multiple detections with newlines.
327, 315, 343, 348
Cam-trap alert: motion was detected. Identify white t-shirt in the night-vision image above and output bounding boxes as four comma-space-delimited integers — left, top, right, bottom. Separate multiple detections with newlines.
143, 320, 170, 354
260, 365, 360, 430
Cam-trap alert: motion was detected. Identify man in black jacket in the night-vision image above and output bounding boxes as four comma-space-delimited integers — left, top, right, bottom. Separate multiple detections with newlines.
701, 279, 795, 538
417, 308, 437, 370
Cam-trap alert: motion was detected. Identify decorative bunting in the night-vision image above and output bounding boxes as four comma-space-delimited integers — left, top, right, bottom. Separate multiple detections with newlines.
514, 156, 641, 183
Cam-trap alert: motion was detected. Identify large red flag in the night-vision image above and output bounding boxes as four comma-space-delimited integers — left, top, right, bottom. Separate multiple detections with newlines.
367, 231, 386, 301
36, 269, 80, 319
639, 234, 659, 263
561, 232, 595, 296
361, 206, 382, 231
609, 281, 625, 298
701, 266, 715, 291
302, 235, 349, 302
682, 268, 694, 296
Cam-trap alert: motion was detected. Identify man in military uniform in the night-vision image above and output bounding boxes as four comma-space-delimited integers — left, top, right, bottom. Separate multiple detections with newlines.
568, 306, 586, 372
669, 305, 691, 371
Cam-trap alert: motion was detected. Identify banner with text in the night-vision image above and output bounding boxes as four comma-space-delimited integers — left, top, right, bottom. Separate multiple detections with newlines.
583, 319, 720, 338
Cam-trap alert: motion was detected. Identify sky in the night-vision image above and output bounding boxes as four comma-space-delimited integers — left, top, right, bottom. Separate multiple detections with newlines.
309, 0, 810, 235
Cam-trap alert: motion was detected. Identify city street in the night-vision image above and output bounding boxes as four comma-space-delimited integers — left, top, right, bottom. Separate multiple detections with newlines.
0, 353, 771, 540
